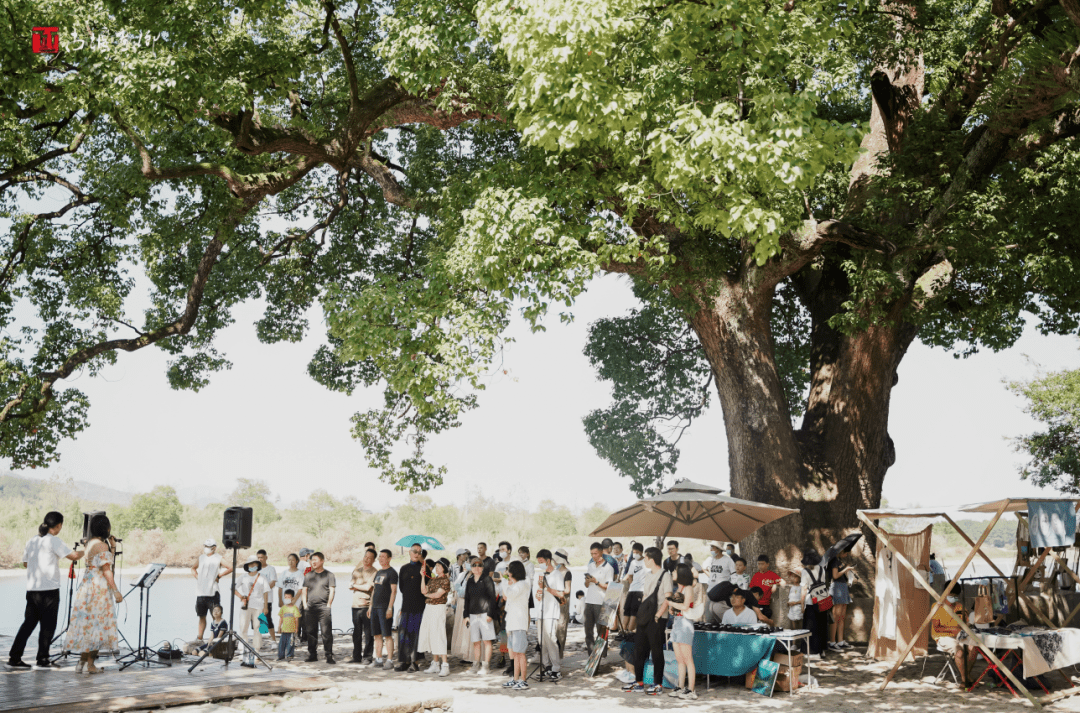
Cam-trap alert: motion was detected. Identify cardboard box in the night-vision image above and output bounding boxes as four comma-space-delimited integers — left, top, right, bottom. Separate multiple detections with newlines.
776, 664, 802, 692
772, 651, 805, 668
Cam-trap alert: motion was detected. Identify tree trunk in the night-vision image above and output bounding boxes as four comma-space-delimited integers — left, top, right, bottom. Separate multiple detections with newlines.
688, 266, 916, 590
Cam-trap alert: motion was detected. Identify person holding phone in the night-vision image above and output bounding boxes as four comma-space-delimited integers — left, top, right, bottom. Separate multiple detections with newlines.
463, 557, 498, 675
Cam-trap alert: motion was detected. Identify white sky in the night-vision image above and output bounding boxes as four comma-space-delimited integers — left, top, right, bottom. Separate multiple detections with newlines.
9, 266, 1079, 515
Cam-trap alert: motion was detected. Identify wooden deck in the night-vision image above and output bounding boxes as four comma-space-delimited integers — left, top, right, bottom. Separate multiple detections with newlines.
0, 651, 333, 713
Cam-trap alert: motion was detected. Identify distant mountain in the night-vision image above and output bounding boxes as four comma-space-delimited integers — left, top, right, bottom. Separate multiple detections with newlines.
0, 473, 225, 508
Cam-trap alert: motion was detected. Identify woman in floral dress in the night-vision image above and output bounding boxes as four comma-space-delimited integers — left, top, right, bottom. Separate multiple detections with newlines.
68, 514, 122, 673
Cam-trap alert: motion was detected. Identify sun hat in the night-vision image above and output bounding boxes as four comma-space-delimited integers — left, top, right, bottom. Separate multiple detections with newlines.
243, 554, 263, 572
554, 548, 571, 566
437, 557, 451, 572
204, 539, 217, 548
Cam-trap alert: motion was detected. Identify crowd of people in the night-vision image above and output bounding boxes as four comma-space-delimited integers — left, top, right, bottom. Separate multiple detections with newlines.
7, 511, 860, 698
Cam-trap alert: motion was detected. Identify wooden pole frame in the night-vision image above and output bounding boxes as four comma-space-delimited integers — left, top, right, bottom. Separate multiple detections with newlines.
857, 506, 1043, 709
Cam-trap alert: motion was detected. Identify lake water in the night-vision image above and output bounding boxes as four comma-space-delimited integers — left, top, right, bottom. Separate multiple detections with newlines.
0, 567, 595, 647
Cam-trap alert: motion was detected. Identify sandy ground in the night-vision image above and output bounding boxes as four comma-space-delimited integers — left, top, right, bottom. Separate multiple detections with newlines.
121, 622, 1080, 713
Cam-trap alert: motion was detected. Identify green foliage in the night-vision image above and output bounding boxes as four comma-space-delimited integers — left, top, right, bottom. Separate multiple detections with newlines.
536, 500, 577, 538
227, 478, 281, 525
932, 518, 1017, 550
115, 485, 183, 533
1009, 364, 1080, 493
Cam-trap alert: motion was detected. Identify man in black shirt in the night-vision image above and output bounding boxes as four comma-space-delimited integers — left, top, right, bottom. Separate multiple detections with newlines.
395, 544, 426, 672
663, 540, 683, 574
302, 552, 336, 664
371, 550, 398, 669
476, 542, 495, 576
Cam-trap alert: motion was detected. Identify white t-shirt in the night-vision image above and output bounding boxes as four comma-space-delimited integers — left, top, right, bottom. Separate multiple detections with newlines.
625, 556, 647, 593
235, 571, 270, 603
22, 534, 73, 591
540, 568, 569, 619
585, 558, 613, 605
731, 572, 751, 590
504, 580, 531, 631
262, 564, 278, 588
723, 607, 760, 627
196, 553, 223, 597
279, 568, 305, 600
704, 553, 735, 589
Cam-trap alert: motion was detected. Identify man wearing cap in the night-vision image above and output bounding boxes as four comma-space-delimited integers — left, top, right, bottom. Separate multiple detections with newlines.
703, 541, 735, 622
192, 539, 232, 642
452, 549, 471, 582
235, 554, 270, 667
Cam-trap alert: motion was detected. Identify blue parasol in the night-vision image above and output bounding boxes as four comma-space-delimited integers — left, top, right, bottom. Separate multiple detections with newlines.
394, 535, 445, 551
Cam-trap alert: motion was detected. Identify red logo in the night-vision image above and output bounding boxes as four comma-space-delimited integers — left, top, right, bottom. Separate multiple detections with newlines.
32, 27, 59, 54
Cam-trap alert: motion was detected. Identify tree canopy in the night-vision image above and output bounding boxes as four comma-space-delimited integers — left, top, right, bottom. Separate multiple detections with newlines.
1010, 362, 1080, 493
2, 0, 1079, 535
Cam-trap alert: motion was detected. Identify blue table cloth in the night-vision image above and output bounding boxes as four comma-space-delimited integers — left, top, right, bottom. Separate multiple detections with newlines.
692, 631, 776, 676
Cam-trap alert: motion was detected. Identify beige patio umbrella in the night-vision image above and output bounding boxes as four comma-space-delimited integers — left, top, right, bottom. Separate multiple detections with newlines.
589, 479, 799, 542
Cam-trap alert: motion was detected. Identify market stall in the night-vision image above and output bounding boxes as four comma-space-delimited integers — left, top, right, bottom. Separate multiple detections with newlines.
858, 498, 1080, 709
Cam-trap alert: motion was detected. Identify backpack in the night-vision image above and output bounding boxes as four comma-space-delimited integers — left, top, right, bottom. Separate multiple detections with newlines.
806, 566, 834, 612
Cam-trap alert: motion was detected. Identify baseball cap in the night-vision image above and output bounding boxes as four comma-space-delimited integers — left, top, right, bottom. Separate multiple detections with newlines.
298, 547, 314, 557
204, 539, 216, 548
456, 548, 469, 556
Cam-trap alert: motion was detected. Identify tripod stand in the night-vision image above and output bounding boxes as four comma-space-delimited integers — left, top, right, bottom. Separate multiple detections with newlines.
187, 546, 272, 673
117, 563, 170, 670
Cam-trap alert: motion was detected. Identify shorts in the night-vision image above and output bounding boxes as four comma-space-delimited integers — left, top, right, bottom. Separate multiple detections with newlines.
831, 581, 852, 605
624, 591, 643, 617
469, 614, 496, 642
787, 604, 804, 622
196, 593, 220, 617
371, 607, 393, 637
670, 615, 695, 645
507, 629, 527, 654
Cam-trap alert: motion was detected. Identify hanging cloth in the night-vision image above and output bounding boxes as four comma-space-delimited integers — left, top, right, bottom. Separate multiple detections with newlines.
867, 525, 931, 662
1028, 500, 1077, 549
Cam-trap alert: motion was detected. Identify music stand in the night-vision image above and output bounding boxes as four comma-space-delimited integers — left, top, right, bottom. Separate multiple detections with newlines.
187, 545, 272, 672
117, 563, 170, 670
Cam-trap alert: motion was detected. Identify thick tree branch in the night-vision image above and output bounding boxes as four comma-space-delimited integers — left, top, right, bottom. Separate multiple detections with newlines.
0, 112, 95, 184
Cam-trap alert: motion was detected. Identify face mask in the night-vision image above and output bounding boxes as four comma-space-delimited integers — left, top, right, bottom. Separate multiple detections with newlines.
283, 597, 293, 605
632, 553, 642, 560
947, 596, 959, 604
204, 547, 213, 555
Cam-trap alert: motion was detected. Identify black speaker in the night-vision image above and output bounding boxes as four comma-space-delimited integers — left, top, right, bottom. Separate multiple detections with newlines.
222, 506, 253, 550
82, 511, 106, 541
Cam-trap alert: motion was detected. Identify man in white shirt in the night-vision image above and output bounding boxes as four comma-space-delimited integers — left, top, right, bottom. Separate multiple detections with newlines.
703, 541, 735, 623
583, 542, 613, 656
9, 512, 84, 670
191, 539, 232, 642
256, 549, 278, 645
722, 589, 764, 627
621, 542, 647, 633
535, 549, 571, 680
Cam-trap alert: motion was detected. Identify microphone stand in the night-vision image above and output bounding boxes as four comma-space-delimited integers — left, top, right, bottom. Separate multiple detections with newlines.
527, 569, 553, 683
47, 540, 81, 663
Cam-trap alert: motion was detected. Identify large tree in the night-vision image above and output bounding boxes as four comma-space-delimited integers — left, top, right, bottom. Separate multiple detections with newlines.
3, 0, 1080, 578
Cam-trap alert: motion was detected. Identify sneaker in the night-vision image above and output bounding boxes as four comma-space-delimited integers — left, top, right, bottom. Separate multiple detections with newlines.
240, 661, 255, 668
503, 680, 517, 688
394, 662, 409, 672
645, 684, 663, 695
304, 655, 318, 663
374, 657, 384, 665
362, 657, 374, 665
479, 664, 490, 676
682, 689, 698, 700
515, 680, 529, 690
383, 659, 394, 670
425, 660, 440, 673
34, 661, 60, 670
326, 655, 337, 665
622, 681, 641, 692
839, 640, 853, 649
616, 670, 636, 684
669, 687, 682, 698
548, 671, 562, 682
7, 660, 31, 670
468, 661, 481, 674
440, 663, 450, 677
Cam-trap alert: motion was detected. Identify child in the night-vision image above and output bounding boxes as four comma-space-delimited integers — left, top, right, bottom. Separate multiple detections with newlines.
785, 571, 804, 629
277, 589, 300, 660
571, 590, 586, 625
731, 557, 751, 590
200, 605, 228, 652
748, 587, 774, 626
